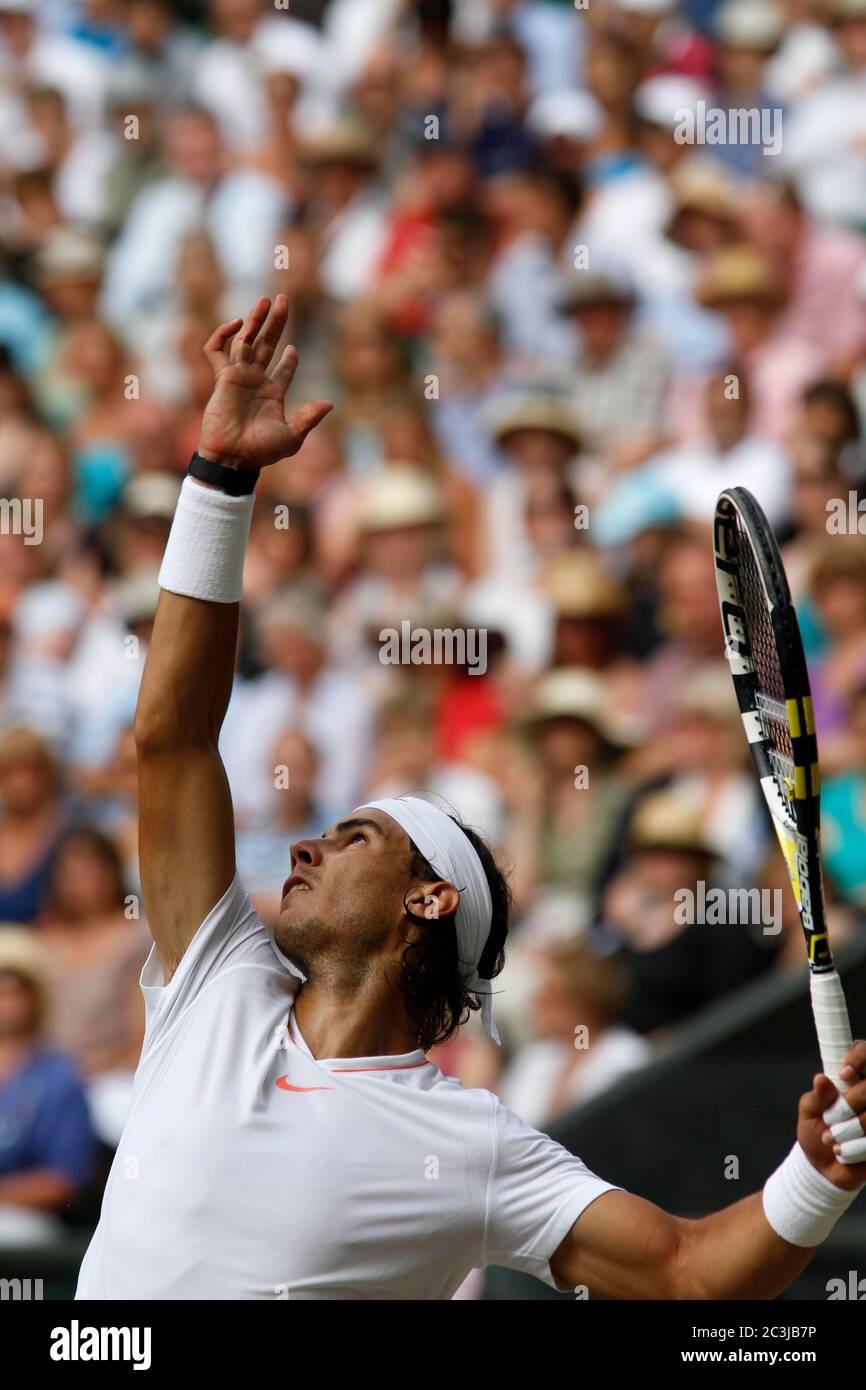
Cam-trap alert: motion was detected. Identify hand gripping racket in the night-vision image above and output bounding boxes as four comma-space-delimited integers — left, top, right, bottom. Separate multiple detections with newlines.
713, 488, 856, 1152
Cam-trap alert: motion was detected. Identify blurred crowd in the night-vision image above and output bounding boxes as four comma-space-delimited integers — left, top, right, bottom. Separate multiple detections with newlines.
1, 0, 866, 1244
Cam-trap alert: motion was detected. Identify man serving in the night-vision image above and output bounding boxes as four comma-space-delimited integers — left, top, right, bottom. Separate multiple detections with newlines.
77, 296, 866, 1300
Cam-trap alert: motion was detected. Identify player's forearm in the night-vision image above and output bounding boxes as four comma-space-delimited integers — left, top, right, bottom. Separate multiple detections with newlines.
134, 587, 239, 752
674, 1192, 814, 1299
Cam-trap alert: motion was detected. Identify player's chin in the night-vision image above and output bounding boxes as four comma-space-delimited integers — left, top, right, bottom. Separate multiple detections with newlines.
274, 908, 312, 956
277, 893, 312, 926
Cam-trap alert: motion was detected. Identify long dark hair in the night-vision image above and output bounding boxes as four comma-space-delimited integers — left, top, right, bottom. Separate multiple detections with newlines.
398, 818, 511, 1052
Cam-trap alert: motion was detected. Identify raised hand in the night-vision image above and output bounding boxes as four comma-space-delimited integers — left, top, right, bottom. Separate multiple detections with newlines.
198, 294, 332, 473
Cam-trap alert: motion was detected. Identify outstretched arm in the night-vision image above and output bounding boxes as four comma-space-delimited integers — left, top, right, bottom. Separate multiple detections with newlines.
135, 296, 331, 980
551, 1046, 866, 1299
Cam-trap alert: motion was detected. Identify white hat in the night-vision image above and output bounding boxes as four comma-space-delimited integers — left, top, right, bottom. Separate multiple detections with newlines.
715, 0, 784, 49
527, 667, 637, 745
358, 466, 444, 532
123, 471, 181, 522
252, 18, 322, 81
615, 0, 677, 13
13, 582, 84, 640
526, 90, 604, 143
634, 75, 711, 128
34, 228, 104, 286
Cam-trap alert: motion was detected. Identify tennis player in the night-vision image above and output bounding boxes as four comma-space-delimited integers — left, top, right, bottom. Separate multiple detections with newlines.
76, 297, 866, 1300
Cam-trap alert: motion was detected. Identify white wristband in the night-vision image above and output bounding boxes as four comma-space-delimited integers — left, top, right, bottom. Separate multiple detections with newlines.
158, 475, 254, 604
762, 1142, 858, 1247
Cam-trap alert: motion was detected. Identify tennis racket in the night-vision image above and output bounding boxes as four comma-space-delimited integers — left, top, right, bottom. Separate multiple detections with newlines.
713, 487, 855, 1141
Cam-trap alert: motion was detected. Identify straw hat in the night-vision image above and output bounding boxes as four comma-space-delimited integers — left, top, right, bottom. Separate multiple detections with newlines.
117, 569, 161, 627
829, 0, 866, 18
629, 791, 714, 855
526, 667, 633, 746
665, 161, 741, 241
357, 466, 445, 533
695, 244, 786, 308
541, 551, 628, 619
0, 926, 50, 1026
488, 392, 583, 449
299, 120, 379, 168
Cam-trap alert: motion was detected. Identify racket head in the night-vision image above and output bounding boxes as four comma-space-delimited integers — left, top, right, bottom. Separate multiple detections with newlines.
713, 486, 831, 968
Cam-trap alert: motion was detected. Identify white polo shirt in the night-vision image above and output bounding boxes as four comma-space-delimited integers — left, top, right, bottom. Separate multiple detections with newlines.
76, 876, 617, 1300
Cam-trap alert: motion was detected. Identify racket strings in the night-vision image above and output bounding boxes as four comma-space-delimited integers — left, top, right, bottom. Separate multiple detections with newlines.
735, 515, 797, 814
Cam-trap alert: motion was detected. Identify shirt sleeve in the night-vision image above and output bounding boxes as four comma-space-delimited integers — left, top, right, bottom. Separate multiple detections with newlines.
483, 1095, 620, 1290
138, 873, 303, 1053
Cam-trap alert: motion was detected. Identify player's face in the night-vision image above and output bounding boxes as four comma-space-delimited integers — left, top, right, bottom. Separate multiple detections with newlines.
274, 809, 418, 974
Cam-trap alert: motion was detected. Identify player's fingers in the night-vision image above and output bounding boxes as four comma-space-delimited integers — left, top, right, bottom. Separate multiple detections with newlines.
286, 399, 333, 448
252, 294, 289, 368
823, 1091, 857, 1127
839, 1039, 866, 1084
836, 1136, 866, 1164
829, 1113, 866, 1144
231, 296, 271, 363
826, 1075, 866, 1154
203, 317, 243, 369
270, 343, 300, 394
802, 1073, 839, 1119
834, 1077, 866, 1115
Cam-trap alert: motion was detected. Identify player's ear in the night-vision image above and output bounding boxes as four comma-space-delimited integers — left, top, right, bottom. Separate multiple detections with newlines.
404, 880, 460, 924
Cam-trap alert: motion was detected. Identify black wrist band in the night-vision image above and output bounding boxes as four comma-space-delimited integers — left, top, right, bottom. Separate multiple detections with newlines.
187, 452, 259, 496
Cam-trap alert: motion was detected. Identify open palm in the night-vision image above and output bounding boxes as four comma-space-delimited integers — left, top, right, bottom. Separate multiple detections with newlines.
198, 295, 332, 473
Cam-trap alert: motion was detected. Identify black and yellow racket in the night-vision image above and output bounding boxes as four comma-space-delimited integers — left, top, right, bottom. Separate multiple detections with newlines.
713, 487, 855, 1145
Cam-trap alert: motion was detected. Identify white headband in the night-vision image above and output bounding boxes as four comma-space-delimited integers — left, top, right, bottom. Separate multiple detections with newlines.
358, 797, 500, 1045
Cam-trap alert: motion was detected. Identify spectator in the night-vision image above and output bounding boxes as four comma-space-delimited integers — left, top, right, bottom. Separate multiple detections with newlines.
0, 925, 95, 1245
821, 684, 866, 906
101, 106, 288, 329
807, 540, 866, 738
683, 244, 825, 441
635, 529, 727, 734
498, 939, 652, 1128
598, 790, 776, 1035
507, 667, 634, 919
560, 268, 670, 473
235, 727, 331, 924
37, 827, 148, 1085
744, 181, 866, 375
616, 368, 792, 528
0, 727, 67, 924
482, 390, 584, 578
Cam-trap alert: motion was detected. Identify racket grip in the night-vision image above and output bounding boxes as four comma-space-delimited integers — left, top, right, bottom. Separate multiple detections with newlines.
810, 971, 854, 1092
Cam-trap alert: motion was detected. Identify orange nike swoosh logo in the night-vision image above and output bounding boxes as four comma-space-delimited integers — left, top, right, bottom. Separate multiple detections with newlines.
276, 1076, 331, 1092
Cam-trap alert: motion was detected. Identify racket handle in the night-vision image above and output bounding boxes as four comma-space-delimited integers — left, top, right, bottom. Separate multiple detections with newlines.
810, 971, 854, 1091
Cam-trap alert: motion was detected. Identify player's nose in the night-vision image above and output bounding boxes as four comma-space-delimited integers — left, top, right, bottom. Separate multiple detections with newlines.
290, 837, 323, 870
